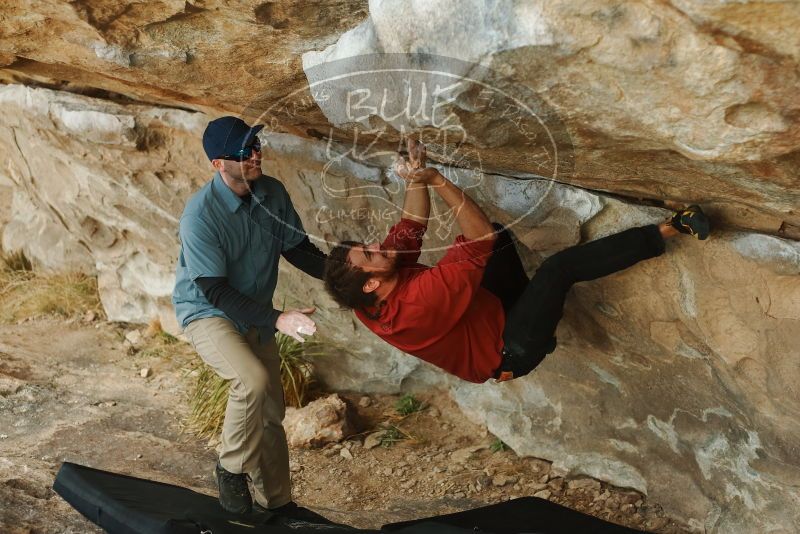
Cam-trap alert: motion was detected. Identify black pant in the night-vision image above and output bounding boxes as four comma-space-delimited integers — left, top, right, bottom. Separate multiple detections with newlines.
481, 224, 665, 379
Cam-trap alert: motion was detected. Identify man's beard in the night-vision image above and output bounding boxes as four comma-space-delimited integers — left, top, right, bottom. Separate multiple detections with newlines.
226, 162, 262, 182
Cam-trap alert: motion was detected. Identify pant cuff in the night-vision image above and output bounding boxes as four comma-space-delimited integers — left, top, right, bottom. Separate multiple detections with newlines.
643, 224, 666, 257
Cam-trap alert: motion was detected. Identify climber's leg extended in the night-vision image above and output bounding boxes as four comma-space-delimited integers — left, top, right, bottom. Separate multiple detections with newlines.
495, 224, 667, 381
480, 222, 529, 313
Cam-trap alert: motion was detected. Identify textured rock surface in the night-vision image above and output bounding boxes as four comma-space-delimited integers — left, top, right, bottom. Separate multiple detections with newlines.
0, 84, 207, 329
0, 0, 367, 112
1, 1, 799, 532
0, 0, 798, 235
268, 134, 800, 533
301, 0, 800, 238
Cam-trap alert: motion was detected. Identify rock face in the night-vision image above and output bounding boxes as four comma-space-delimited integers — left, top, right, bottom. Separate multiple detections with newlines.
270, 135, 800, 533
300, 0, 800, 238
2, 0, 797, 236
1, 1, 799, 532
0, 0, 368, 113
0, 84, 207, 329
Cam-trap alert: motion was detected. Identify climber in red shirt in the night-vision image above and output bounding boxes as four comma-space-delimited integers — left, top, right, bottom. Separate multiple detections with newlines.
323, 139, 710, 383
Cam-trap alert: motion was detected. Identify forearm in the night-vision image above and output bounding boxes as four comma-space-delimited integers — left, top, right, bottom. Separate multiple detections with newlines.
282, 237, 326, 280
429, 172, 493, 240
196, 277, 281, 331
402, 181, 430, 225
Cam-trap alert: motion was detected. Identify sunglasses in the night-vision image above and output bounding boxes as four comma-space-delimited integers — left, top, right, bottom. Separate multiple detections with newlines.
219, 137, 262, 161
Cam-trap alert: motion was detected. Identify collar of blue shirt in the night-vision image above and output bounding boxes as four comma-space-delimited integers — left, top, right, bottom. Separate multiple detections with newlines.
212, 171, 268, 213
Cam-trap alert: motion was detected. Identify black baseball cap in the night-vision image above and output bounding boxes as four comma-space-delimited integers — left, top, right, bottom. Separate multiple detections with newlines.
202, 116, 264, 161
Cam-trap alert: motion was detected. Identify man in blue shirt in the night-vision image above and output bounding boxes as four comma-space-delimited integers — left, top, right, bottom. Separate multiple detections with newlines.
173, 116, 330, 521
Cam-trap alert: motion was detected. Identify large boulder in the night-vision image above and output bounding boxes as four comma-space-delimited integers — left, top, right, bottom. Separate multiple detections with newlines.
0, 1, 799, 532
300, 0, 800, 237
267, 132, 800, 533
1, 81, 798, 532
0, 84, 207, 329
0, 0, 798, 235
0, 0, 367, 115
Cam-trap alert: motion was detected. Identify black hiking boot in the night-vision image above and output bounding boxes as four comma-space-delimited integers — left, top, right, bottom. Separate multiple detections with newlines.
254, 500, 339, 525
214, 461, 252, 515
670, 204, 710, 240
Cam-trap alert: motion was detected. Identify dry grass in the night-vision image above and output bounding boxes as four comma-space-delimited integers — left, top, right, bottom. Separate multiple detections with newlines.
185, 364, 230, 439
277, 332, 318, 408
2, 250, 31, 272
0, 249, 323, 442
185, 333, 322, 439
135, 318, 184, 359
0, 250, 104, 323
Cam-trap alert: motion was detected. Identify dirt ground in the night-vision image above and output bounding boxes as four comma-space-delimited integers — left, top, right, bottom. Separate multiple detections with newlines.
0, 318, 692, 533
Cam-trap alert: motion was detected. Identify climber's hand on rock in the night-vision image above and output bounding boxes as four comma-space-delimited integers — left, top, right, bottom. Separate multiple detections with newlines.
407, 137, 426, 169
276, 307, 317, 343
394, 156, 417, 182
394, 156, 440, 185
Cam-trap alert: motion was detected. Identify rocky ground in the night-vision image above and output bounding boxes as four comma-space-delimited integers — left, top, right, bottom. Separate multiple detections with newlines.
0, 318, 691, 533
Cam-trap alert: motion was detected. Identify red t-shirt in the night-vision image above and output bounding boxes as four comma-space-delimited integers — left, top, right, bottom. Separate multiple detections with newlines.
354, 218, 505, 383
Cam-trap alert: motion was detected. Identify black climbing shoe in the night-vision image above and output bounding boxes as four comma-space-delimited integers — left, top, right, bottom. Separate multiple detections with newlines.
670, 204, 710, 240
215, 461, 252, 515
258, 500, 339, 525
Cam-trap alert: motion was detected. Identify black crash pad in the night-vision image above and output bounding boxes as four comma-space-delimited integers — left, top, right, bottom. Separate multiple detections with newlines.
53, 462, 647, 534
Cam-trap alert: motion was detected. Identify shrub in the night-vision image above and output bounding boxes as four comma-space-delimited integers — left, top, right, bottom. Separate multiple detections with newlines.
395, 394, 424, 416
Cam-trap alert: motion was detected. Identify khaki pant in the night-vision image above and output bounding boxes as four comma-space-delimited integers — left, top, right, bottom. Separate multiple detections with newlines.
184, 317, 291, 508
